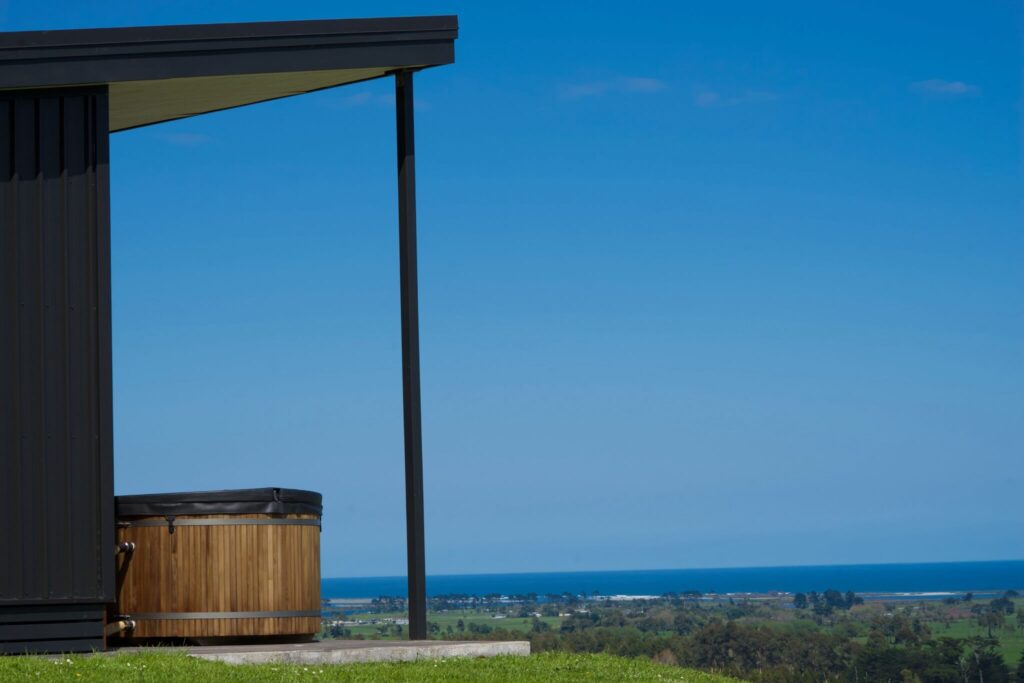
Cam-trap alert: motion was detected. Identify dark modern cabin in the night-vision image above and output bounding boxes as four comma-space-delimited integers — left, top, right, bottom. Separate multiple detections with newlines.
0, 15, 455, 653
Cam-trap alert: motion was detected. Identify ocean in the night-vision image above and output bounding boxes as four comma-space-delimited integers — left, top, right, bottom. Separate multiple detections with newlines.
321, 560, 1024, 599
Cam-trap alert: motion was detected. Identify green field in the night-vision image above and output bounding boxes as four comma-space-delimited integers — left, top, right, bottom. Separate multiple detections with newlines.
329, 609, 561, 639
0, 651, 738, 682
330, 601, 1024, 670
927, 619, 1024, 667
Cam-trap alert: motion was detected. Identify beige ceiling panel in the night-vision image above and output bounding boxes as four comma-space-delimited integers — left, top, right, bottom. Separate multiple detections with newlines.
109, 67, 392, 131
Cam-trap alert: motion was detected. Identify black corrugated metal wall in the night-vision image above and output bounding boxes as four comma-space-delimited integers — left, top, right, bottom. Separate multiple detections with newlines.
0, 87, 113, 653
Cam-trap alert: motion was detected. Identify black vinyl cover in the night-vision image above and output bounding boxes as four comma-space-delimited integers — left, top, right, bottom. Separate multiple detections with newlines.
115, 488, 322, 517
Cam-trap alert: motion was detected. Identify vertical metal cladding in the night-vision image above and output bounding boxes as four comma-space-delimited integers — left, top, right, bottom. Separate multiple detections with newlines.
0, 88, 114, 620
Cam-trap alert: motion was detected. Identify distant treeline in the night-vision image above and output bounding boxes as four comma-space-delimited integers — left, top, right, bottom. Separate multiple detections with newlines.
430, 589, 1024, 682
792, 589, 863, 612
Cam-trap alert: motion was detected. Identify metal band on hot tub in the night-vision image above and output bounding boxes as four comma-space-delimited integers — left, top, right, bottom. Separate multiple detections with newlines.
129, 610, 321, 620
117, 519, 320, 527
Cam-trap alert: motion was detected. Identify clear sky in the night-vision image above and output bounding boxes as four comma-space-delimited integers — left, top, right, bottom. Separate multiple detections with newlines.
5, 2, 1020, 577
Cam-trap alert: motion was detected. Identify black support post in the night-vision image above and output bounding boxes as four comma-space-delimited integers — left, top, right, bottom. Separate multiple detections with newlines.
395, 70, 427, 641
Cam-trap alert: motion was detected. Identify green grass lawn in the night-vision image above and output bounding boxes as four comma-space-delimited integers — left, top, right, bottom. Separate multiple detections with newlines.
0, 651, 739, 682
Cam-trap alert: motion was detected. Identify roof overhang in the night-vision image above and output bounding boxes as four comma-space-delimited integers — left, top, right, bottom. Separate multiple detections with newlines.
0, 16, 457, 131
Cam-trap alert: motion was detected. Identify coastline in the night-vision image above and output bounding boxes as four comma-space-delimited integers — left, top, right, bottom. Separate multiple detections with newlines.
325, 590, 1007, 605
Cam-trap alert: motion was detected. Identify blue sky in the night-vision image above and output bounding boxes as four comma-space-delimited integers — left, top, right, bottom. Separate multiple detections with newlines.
4, 2, 1020, 577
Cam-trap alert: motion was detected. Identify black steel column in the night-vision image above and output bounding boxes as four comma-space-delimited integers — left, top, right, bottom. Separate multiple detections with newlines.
395, 70, 427, 641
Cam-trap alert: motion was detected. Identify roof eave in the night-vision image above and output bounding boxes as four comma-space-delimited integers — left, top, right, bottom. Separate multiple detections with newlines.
0, 16, 458, 91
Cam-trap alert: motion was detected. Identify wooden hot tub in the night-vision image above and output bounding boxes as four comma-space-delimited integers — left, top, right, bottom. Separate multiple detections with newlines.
114, 488, 322, 641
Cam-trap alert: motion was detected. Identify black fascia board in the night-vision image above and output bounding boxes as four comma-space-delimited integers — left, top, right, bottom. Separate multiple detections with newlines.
0, 16, 458, 90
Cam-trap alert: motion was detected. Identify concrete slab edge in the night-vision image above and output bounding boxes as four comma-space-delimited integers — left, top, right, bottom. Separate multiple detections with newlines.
188, 641, 531, 665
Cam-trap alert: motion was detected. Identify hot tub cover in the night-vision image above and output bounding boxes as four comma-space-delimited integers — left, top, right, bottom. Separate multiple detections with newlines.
115, 487, 322, 517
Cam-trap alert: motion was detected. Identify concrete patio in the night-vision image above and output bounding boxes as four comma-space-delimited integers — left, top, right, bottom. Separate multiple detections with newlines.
112, 639, 531, 665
